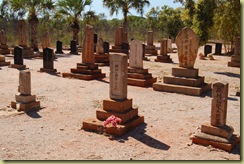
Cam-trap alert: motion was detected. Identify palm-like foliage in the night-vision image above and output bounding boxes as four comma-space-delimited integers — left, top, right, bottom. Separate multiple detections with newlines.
103, 0, 150, 42
56, 0, 95, 44
9, 0, 54, 51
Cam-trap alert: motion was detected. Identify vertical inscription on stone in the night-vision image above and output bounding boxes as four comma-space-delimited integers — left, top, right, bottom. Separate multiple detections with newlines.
211, 82, 229, 126
129, 40, 143, 69
82, 25, 95, 63
110, 53, 128, 100
19, 70, 31, 95
175, 27, 199, 68
147, 31, 154, 45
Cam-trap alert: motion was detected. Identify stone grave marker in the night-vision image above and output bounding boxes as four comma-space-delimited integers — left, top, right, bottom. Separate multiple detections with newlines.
228, 36, 240, 67
128, 40, 157, 87
9, 46, 26, 69
96, 38, 104, 55
214, 43, 222, 55
0, 29, 10, 55
191, 82, 240, 152
145, 31, 157, 55
155, 38, 172, 63
0, 55, 10, 66
40, 48, 57, 73
153, 27, 211, 96
62, 24, 105, 80
82, 53, 144, 136
103, 42, 109, 53
204, 45, 212, 57
11, 70, 40, 112
110, 27, 124, 53
70, 40, 78, 55
55, 40, 64, 54
95, 38, 109, 66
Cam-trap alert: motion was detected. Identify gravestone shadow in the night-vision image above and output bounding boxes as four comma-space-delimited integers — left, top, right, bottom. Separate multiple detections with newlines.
26, 106, 45, 119
113, 123, 170, 151
214, 72, 240, 78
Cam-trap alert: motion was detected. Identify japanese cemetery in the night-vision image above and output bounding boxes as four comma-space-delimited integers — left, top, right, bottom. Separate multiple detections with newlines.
0, 0, 241, 160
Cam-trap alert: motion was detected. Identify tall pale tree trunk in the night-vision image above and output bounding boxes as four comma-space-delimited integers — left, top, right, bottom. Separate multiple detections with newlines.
29, 16, 39, 51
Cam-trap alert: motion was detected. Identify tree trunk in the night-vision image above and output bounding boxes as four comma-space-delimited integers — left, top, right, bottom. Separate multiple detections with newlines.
123, 12, 128, 43
29, 16, 39, 51
71, 22, 80, 45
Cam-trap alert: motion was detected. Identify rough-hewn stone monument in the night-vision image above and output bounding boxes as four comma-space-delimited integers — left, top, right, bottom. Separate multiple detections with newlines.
191, 82, 240, 152
0, 29, 11, 55
153, 27, 211, 96
95, 38, 110, 66
83, 53, 144, 136
62, 24, 105, 80
110, 27, 129, 53
128, 40, 157, 87
155, 38, 173, 63
11, 70, 40, 112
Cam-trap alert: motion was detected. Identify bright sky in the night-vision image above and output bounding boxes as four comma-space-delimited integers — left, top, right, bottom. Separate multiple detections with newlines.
0, 0, 182, 19
91, 0, 183, 19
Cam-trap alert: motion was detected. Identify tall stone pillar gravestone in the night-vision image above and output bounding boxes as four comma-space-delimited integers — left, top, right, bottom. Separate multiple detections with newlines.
9, 46, 26, 69
83, 53, 144, 136
17, 20, 35, 58
155, 38, 173, 63
145, 31, 158, 55
228, 36, 240, 67
95, 38, 110, 66
11, 70, 40, 112
153, 27, 211, 96
0, 30, 11, 55
191, 82, 240, 152
40, 48, 57, 73
127, 40, 157, 87
110, 27, 125, 53
62, 24, 105, 80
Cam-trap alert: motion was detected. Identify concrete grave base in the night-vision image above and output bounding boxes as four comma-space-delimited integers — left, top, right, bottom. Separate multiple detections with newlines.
82, 98, 144, 136
11, 101, 40, 112
128, 67, 157, 87
95, 53, 110, 66
0, 55, 10, 66
9, 64, 26, 70
155, 55, 173, 63
40, 68, 58, 73
153, 66, 211, 96
228, 55, 240, 67
191, 132, 240, 152
62, 63, 105, 80
0, 49, 11, 55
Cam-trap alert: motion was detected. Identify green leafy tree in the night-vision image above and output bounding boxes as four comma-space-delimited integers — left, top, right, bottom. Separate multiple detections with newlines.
9, 0, 54, 51
103, 0, 150, 42
146, 7, 160, 31
192, 0, 216, 45
56, 0, 95, 45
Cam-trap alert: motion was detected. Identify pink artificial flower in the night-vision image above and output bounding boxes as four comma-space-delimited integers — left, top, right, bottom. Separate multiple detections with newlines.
103, 115, 122, 128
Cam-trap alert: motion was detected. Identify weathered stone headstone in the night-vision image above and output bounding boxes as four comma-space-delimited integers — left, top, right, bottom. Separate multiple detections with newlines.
228, 36, 240, 67
82, 25, 95, 63
94, 33, 98, 44
18, 20, 28, 47
0, 55, 10, 66
14, 46, 23, 65
191, 82, 240, 152
145, 31, 157, 55
103, 42, 110, 53
11, 70, 40, 112
40, 48, 57, 73
155, 39, 173, 63
55, 40, 64, 54
153, 27, 211, 96
17, 20, 35, 58
128, 40, 157, 87
175, 27, 199, 68
41, 32, 51, 49
110, 53, 128, 100
204, 45, 212, 57
167, 39, 173, 53
122, 42, 129, 55
83, 53, 144, 136
70, 40, 78, 54
62, 24, 105, 80
215, 43, 222, 55
129, 40, 143, 69
114, 27, 123, 47
96, 38, 104, 55
0, 30, 10, 55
